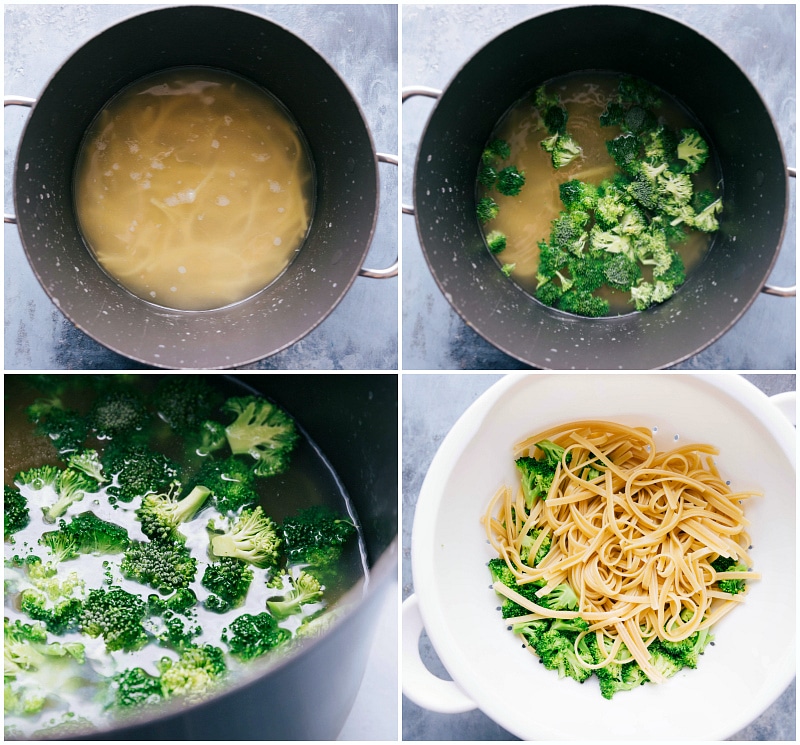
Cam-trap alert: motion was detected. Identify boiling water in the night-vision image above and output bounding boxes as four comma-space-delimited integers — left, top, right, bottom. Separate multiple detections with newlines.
479, 73, 719, 314
74, 68, 315, 311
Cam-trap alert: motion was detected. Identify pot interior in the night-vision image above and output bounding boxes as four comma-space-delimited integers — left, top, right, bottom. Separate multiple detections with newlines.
414, 5, 788, 369
14, 6, 378, 369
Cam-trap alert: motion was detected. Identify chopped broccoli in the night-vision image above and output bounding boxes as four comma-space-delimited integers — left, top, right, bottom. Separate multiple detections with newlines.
194, 420, 228, 458
535, 279, 566, 307
281, 505, 357, 569
488, 557, 544, 618
603, 253, 642, 291
482, 138, 511, 162
658, 627, 713, 669
589, 226, 633, 258
534, 628, 593, 684
559, 180, 598, 213
538, 437, 572, 466
120, 540, 197, 594
14, 464, 60, 491
266, 570, 323, 620
496, 165, 526, 197
103, 443, 182, 504
550, 211, 590, 254
4, 486, 30, 538
533, 86, 569, 136
201, 557, 254, 612
65, 449, 108, 484
500, 263, 516, 277
710, 555, 748, 595
476, 196, 499, 224
29, 407, 88, 457
80, 586, 148, 652
40, 512, 129, 560
486, 230, 507, 254
692, 197, 723, 233
606, 133, 641, 174
17, 559, 86, 635
190, 456, 259, 513
222, 612, 291, 661
630, 281, 656, 311
153, 376, 221, 435
88, 390, 148, 439
538, 582, 580, 611
208, 505, 282, 568
136, 483, 211, 544
42, 468, 99, 523
157, 644, 227, 701
557, 289, 609, 318
541, 133, 582, 169
515, 456, 556, 506
477, 162, 498, 189
519, 528, 552, 567
676, 128, 710, 173
154, 615, 202, 653
219, 396, 300, 478
108, 667, 163, 709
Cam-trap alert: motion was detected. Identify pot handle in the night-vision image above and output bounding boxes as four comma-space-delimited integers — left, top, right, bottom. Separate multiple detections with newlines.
401, 593, 477, 713
401, 87, 442, 216
4, 96, 36, 225
761, 167, 796, 297
358, 153, 399, 279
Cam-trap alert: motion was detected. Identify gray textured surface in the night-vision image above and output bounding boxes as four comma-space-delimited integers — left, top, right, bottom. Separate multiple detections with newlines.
402, 4, 796, 370
4, 4, 398, 370
402, 372, 796, 740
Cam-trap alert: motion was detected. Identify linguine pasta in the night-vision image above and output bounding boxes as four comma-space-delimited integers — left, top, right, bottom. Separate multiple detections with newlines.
481, 420, 759, 683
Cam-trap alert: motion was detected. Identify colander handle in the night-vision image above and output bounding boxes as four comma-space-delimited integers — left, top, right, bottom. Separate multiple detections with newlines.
761, 167, 796, 297
4, 96, 36, 225
402, 593, 477, 713
358, 153, 399, 279
769, 391, 796, 426
401, 87, 442, 217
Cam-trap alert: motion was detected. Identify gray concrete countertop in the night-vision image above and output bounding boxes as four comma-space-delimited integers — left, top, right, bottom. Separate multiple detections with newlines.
4, 4, 398, 371
402, 372, 796, 740
402, 4, 796, 370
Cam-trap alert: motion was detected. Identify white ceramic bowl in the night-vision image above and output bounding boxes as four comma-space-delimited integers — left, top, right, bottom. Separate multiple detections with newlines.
404, 373, 795, 740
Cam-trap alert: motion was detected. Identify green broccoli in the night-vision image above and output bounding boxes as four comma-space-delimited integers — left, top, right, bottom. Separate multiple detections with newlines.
88, 390, 148, 439
515, 456, 556, 507
39, 512, 129, 560
550, 211, 590, 254
710, 555, 748, 595
534, 628, 594, 684
486, 230, 507, 255
482, 138, 511, 163
201, 557, 254, 612
29, 406, 88, 457
477, 162, 498, 189
500, 263, 516, 277
541, 133, 582, 169
691, 197, 723, 233
219, 396, 300, 478
476, 196, 499, 224
559, 180, 598, 213
281, 505, 357, 569
40, 468, 98, 523
538, 582, 580, 611
120, 540, 197, 594
535, 279, 566, 307
153, 376, 222, 435
536, 439, 571, 467
190, 456, 259, 513
80, 586, 148, 652
154, 615, 202, 653
557, 289, 609, 318
533, 86, 569, 136
103, 444, 182, 504
4, 486, 30, 538
519, 528, 552, 567
136, 483, 211, 544
17, 559, 86, 635
630, 281, 656, 311
157, 645, 227, 701
65, 449, 108, 484
676, 128, 710, 173
603, 253, 642, 291
569, 252, 608, 294
14, 464, 61, 492
496, 166, 526, 197
222, 612, 291, 661
208, 506, 282, 568
108, 667, 164, 709
266, 571, 324, 620
487, 557, 544, 619
606, 133, 641, 174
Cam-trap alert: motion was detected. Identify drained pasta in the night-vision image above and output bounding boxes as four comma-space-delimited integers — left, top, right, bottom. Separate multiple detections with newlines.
481, 420, 759, 686
74, 67, 314, 311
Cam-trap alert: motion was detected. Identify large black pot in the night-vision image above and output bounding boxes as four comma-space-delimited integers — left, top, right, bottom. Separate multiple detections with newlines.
5, 6, 396, 369
406, 5, 794, 369
30, 373, 397, 741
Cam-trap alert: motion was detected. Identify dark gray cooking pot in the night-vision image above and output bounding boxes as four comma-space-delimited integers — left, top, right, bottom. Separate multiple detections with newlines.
29, 372, 397, 741
5, 6, 397, 370
405, 4, 794, 369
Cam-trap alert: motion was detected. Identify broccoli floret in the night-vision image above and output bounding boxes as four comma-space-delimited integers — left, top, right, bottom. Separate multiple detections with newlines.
14, 464, 60, 491
476, 196, 499, 224
654, 249, 686, 287
208, 505, 282, 568
41, 468, 98, 523
194, 420, 228, 457
710, 555, 748, 595
589, 226, 633, 258
18, 560, 86, 634
569, 253, 607, 294
201, 557, 254, 612
618, 75, 662, 109
500, 263, 516, 277
642, 125, 678, 163
691, 197, 723, 233
535, 279, 565, 307
108, 667, 164, 709
136, 483, 211, 544
606, 133, 641, 174
79, 587, 148, 652
584, 635, 647, 699
519, 528, 552, 567
266, 571, 323, 620
153, 376, 222, 435
535, 629, 593, 684
515, 456, 556, 507
29, 407, 88, 457
496, 166, 526, 197
559, 180, 598, 212
219, 396, 300, 478
533, 86, 569, 135
487, 557, 544, 618
594, 191, 628, 230
477, 162, 498, 189
538, 582, 579, 611
599, 99, 625, 128
557, 289, 609, 318
4, 486, 30, 538
120, 540, 197, 594
541, 133, 582, 169
222, 612, 291, 661
155, 615, 202, 653
658, 627, 713, 669
482, 138, 511, 163
630, 281, 656, 311
190, 456, 259, 513
550, 211, 590, 254
627, 173, 660, 210
65, 449, 108, 484
40, 511, 129, 560
645, 643, 684, 681
676, 128, 710, 173
537, 241, 571, 280
603, 253, 642, 291
281, 505, 357, 569
157, 645, 227, 701
486, 230, 507, 255
103, 444, 182, 504
88, 390, 148, 439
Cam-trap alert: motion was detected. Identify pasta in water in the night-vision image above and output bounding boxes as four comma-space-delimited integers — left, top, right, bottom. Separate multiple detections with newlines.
73, 67, 314, 311
481, 421, 759, 695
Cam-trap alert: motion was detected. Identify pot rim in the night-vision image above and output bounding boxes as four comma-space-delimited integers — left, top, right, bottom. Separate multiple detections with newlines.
10, 3, 383, 370
411, 372, 796, 739
411, 4, 791, 370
